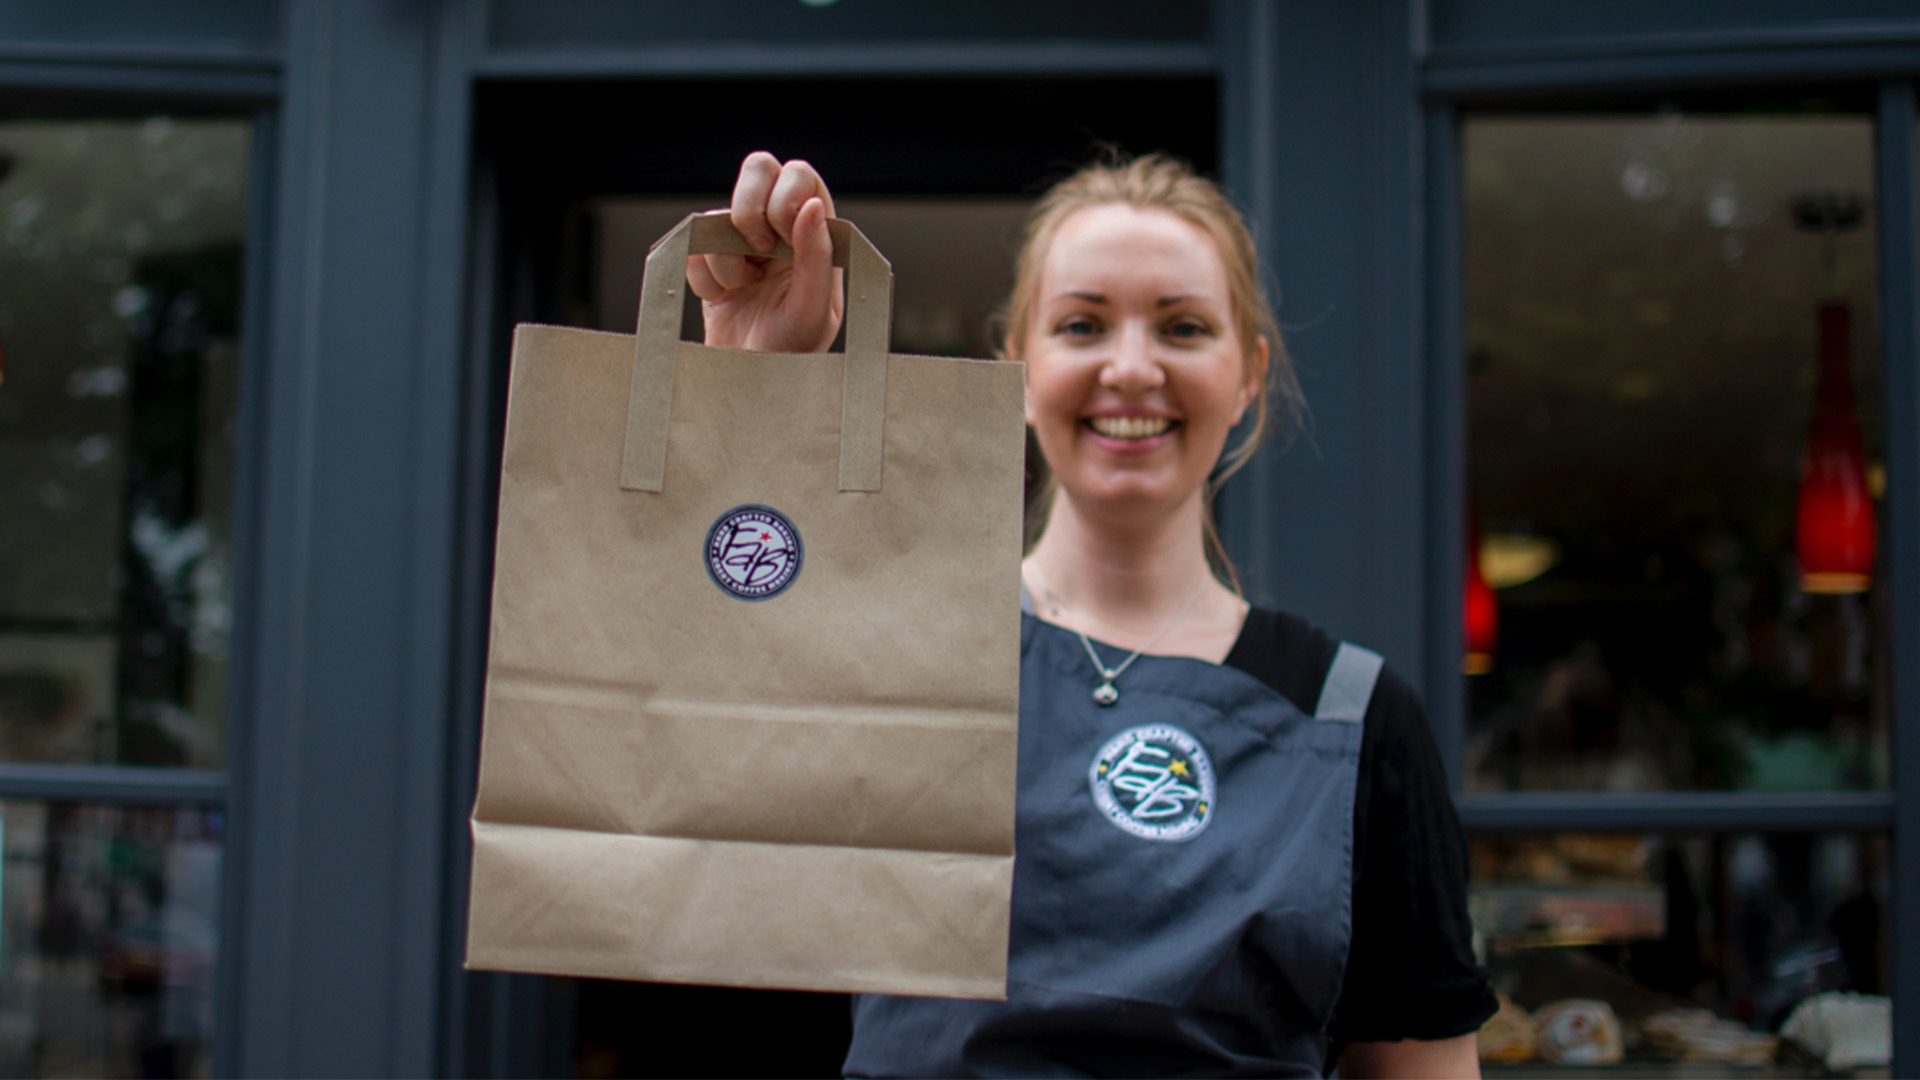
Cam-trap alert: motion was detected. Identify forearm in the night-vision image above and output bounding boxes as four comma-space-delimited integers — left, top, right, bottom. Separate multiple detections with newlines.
1339, 1033, 1480, 1079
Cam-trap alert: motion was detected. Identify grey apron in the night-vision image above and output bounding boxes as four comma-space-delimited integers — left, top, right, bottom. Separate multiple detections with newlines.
845, 608, 1379, 1079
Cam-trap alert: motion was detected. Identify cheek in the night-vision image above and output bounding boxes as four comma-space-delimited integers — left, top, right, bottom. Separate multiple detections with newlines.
1182, 356, 1251, 425
1021, 353, 1083, 426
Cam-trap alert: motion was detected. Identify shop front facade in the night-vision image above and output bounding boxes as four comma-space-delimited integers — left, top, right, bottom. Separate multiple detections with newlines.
0, 1, 1914, 1075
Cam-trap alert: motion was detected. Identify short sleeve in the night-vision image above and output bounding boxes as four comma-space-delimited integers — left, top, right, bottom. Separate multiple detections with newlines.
1332, 666, 1498, 1043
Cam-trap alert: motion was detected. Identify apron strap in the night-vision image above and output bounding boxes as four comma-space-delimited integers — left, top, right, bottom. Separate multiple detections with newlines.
1314, 642, 1383, 723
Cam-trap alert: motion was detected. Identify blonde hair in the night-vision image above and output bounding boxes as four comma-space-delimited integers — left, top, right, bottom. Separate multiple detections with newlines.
999, 152, 1306, 591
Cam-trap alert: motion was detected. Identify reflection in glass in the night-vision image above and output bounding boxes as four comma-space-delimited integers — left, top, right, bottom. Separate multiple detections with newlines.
1473, 831, 1889, 1073
0, 801, 222, 1078
0, 119, 248, 768
1464, 114, 1887, 792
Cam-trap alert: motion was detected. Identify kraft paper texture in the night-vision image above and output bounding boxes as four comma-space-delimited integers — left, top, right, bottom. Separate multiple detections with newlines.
466, 212, 1025, 1000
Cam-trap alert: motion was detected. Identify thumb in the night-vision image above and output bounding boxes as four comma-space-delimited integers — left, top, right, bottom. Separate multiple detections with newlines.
785, 196, 838, 340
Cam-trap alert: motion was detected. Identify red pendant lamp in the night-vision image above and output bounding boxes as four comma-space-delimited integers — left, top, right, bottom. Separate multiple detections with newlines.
1792, 194, 1874, 595
1796, 301, 1874, 593
1464, 514, 1498, 675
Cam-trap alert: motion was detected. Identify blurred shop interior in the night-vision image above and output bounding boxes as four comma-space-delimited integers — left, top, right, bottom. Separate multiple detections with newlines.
0, 116, 242, 1078
1457, 92, 1894, 1073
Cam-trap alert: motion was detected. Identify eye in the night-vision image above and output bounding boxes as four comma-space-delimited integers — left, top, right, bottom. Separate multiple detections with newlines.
1054, 314, 1103, 339
1163, 316, 1214, 341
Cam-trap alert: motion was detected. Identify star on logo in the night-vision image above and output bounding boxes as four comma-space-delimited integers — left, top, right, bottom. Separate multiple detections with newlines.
1169, 759, 1191, 778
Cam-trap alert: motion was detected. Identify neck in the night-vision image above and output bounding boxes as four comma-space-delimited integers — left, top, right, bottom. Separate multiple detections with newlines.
1024, 489, 1250, 665
1027, 489, 1214, 628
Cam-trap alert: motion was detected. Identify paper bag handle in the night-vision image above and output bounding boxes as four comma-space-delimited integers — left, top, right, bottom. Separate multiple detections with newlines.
621, 210, 894, 494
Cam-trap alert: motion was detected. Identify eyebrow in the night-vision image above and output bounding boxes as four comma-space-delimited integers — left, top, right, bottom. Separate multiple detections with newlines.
1051, 291, 1207, 307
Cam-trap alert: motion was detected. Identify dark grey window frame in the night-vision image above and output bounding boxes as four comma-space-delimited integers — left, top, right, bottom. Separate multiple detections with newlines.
0, 54, 279, 1080
1421, 38, 1920, 1068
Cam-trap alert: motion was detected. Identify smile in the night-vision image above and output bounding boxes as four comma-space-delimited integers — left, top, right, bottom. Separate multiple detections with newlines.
1087, 416, 1176, 440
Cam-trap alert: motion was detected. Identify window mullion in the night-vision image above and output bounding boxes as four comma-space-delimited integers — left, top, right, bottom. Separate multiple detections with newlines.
0, 763, 226, 804
1873, 77, 1920, 1078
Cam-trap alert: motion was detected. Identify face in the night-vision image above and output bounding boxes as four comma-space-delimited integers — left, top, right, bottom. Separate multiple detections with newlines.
1016, 203, 1268, 521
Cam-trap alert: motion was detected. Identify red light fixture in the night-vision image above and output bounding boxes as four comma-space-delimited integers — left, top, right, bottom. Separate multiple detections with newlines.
1796, 300, 1875, 594
1464, 516, 1498, 675
1791, 193, 1874, 596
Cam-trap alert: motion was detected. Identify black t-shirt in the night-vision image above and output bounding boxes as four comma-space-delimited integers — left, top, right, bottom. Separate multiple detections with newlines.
1225, 608, 1497, 1045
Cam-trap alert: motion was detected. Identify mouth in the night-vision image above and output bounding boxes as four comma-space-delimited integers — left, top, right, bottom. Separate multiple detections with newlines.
1085, 415, 1177, 441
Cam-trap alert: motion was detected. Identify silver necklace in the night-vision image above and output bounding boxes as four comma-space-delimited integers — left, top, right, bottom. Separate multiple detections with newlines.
1027, 563, 1207, 706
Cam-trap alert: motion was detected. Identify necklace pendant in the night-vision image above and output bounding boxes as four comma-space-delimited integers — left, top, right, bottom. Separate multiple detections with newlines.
1092, 682, 1119, 706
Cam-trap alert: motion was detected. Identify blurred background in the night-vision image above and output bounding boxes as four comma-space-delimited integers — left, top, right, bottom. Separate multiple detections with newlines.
1, 1, 1917, 1076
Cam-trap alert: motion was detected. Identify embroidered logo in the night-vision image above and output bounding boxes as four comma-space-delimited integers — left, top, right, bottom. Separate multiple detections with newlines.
705, 505, 803, 600
1088, 724, 1216, 842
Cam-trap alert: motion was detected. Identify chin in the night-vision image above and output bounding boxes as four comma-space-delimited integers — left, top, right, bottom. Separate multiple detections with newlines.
1059, 475, 1204, 521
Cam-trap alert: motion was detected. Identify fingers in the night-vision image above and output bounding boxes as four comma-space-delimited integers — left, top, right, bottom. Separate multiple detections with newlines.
730, 151, 782, 252
709, 251, 764, 290
685, 254, 725, 301
686, 253, 764, 300
767, 159, 833, 244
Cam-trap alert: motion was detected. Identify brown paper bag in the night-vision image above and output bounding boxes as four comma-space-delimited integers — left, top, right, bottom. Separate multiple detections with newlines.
465, 211, 1025, 1000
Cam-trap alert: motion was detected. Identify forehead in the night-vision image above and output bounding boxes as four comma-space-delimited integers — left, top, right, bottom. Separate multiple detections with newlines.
1040, 203, 1229, 300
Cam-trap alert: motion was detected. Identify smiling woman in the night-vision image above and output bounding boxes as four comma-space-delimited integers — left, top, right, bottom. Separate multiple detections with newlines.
690, 150, 1492, 1078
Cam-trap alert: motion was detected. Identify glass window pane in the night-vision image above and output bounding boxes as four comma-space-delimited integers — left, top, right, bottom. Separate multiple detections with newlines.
0, 800, 222, 1078
0, 118, 250, 768
1463, 113, 1887, 793
1473, 831, 1889, 1073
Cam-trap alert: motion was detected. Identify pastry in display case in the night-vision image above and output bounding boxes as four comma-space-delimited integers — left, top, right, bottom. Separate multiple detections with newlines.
1478, 993, 1540, 1064
1779, 993, 1891, 1072
1535, 1000, 1625, 1065
1642, 1009, 1776, 1066
1473, 832, 1890, 1075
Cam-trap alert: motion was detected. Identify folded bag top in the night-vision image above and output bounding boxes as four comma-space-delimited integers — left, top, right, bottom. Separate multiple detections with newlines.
624, 210, 893, 494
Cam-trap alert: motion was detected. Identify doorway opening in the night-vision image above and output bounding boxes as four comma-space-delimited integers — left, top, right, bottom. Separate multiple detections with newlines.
465, 74, 1218, 1079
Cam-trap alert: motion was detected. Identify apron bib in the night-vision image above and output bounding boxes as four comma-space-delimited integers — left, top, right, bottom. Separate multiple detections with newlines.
847, 612, 1376, 1078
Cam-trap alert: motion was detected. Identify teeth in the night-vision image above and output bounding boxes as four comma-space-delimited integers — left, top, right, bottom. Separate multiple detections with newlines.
1089, 416, 1173, 440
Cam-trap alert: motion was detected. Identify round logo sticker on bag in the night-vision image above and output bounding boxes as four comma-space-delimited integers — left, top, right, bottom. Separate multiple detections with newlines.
1089, 724, 1216, 842
705, 505, 803, 600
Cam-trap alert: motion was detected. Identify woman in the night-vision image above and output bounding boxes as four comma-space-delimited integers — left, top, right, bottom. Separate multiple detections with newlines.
690, 151, 1494, 1078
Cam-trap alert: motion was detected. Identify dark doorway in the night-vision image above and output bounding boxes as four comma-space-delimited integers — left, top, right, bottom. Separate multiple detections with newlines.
463, 74, 1217, 1080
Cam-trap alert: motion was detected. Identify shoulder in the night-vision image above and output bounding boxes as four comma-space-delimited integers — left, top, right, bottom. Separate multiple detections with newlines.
1226, 607, 1426, 737
1223, 606, 1344, 715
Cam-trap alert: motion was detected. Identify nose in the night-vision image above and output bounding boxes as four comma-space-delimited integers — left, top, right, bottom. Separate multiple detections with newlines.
1097, 320, 1166, 393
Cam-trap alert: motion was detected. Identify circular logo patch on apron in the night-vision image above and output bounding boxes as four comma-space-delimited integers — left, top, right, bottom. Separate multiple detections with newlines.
705, 505, 803, 600
1089, 724, 1216, 842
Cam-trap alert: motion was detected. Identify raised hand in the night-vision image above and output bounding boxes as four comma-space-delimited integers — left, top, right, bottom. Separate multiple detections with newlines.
687, 152, 843, 353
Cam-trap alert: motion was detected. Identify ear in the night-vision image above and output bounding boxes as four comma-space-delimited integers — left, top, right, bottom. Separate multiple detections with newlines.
1006, 348, 1037, 428
1235, 335, 1271, 425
